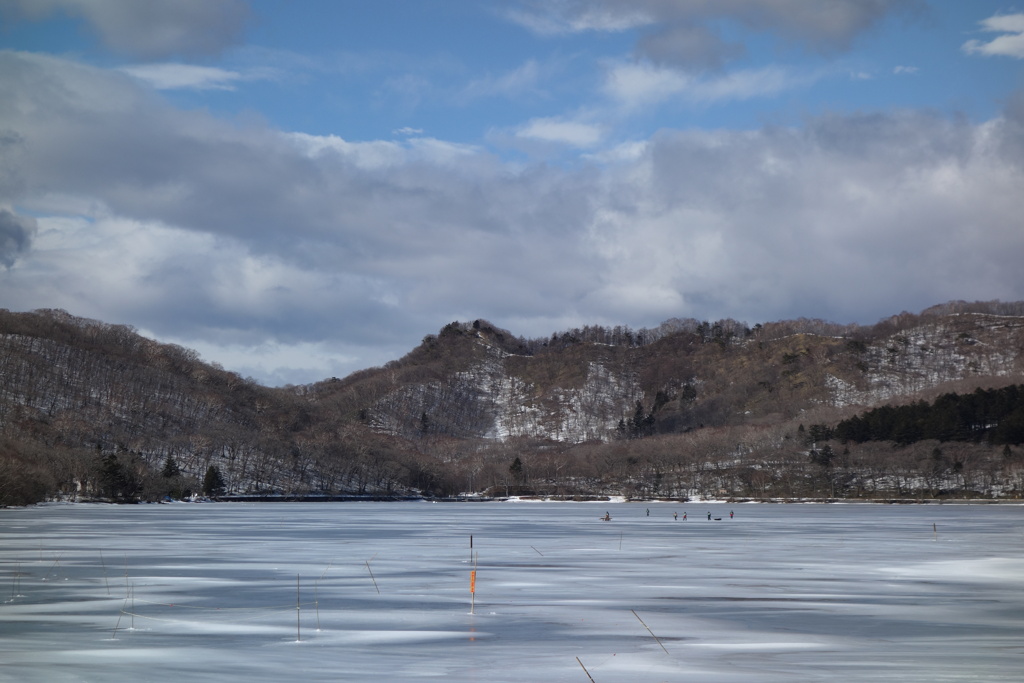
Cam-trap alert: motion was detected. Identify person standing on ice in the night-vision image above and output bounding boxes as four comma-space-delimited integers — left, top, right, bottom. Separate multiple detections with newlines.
673, 512, 678, 520
730, 510, 734, 519
646, 508, 650, 517
683, 512, 687, 520
707, 512, 711, 520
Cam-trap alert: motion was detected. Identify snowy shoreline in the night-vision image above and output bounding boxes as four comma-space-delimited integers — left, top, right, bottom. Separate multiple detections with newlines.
22, 495, 1024, 509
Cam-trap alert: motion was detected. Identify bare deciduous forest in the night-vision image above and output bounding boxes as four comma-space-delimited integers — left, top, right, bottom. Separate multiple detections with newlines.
2, 301, 1023, 505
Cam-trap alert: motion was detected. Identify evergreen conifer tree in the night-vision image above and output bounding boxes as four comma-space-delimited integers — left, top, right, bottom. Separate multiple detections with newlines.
509, 457, 524, 483
161, 456, 180, 478
97, 453, 138, 502
202, 465, 226, 497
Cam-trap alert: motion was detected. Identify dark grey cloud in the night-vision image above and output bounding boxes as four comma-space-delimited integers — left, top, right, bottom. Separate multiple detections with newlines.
0, 208, 34, 267
636, 23, 745, 70
0, 0, 249, 59
0, 129, 28, 200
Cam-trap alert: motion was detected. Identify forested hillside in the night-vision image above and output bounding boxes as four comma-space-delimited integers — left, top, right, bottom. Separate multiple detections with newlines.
2, 302, 1023, 505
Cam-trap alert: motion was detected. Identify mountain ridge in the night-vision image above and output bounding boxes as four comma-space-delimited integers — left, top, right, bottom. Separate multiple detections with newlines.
1, 301, 1023, 505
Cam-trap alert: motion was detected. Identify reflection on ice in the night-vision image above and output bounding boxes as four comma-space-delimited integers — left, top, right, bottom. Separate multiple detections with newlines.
882, 556, 1024, 583
1, 501, 1023, 682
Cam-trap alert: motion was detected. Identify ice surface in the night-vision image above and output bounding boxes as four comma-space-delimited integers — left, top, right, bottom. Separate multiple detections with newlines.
2, 501, 1023, 682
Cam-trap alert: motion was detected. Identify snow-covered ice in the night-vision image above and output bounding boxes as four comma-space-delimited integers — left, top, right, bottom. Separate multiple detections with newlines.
2, 501, 1023, 682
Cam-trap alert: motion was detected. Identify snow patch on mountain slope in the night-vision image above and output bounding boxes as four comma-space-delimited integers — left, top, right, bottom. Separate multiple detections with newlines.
828, 321, 1020, 407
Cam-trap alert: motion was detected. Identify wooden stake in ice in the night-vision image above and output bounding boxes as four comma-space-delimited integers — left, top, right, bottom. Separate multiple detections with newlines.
112, 592, 130, 639
470, 552, 478, 614
99, 550, 110, 596
366, 560, 380, 595
314, 581, 321, 631
632, 609, 670, 655
576, 656, 596, 682
46, 553, 63, 581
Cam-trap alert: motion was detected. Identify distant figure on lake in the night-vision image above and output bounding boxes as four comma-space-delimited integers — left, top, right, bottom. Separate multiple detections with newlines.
708, 512, 711, 520
730, 510, 734, 519
673, 511, 678, 520
602, 512, 611, 521
683, 512, 687, 521
646, 508, 650, 517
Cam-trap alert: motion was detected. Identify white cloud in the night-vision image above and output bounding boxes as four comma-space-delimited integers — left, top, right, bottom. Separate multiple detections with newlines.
404, 137, 483, 164
514, 116, 605, 148
119, 63, 248, 90
893, 65, 919, 75
502, 4, 652, 35
144, 336, 367, 387
560, 6, 653, 33
286, 132, 481, 169
963, 13, 1024, 59
2, 51, 1024, 385
602, 61, 691, 106
286, 132, 404, 169
691, 65, 818, 102
506, 0, 917, 64
459, 59, 544, 101
979, 13, 1024, 34
603, 61, 817, 107
583, 140, 649, 164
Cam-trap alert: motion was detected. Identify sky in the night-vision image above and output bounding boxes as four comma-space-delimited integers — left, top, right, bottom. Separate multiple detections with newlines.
0, 0, 1023, 386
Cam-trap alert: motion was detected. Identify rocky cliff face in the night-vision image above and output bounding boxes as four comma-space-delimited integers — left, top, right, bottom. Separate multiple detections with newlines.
830, 314, 1024, 406
359, 311, 1024, 444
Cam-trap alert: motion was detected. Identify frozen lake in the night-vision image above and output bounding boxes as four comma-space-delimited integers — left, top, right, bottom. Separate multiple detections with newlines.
2, 501, 1023, 682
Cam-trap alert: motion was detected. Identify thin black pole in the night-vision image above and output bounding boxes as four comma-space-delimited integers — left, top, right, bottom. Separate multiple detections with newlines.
632, 609, 669, 655
576, 656, 596, 682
